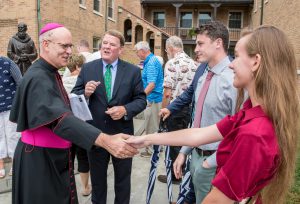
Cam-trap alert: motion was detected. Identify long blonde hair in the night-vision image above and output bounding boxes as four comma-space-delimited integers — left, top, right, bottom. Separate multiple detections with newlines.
246, 26, 299, 204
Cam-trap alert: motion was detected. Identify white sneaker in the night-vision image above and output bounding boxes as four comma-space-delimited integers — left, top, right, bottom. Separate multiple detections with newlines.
0, 169, 5, 178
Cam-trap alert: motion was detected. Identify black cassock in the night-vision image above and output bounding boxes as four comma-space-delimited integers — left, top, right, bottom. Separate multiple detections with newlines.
10, 58, 101, 204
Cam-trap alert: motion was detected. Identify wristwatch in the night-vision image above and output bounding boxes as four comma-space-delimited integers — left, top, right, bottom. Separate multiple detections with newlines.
124, 108, 128, 120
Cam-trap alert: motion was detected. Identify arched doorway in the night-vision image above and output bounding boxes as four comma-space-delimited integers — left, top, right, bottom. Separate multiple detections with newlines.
146, 31, 154, 53
135, 25, 143, 44
124, 19, 132, 42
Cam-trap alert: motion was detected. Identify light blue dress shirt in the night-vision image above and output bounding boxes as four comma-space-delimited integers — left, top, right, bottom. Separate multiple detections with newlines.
180, 56, 237, 167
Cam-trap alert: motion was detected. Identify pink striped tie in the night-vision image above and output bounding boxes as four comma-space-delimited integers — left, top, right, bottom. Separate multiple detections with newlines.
193, 71, 214, 128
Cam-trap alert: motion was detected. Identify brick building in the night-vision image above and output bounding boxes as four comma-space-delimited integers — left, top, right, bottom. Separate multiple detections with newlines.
141, 0, 253, 59
0, 0, 299, 68
0, 0, 167, 65
251, 0, 300, 69
251, 0, 300, 90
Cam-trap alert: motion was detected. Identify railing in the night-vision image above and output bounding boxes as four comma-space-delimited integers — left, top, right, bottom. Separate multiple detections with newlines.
160, 27, 242, 41
229, 28, 242, 41
119, 6, 171, 38
160, 27, 192, 40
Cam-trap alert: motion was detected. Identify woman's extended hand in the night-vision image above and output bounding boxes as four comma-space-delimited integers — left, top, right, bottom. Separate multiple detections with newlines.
125, 135, 149, 149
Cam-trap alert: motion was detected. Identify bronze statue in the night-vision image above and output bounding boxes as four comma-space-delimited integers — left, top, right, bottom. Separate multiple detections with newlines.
7, 23, 38, 75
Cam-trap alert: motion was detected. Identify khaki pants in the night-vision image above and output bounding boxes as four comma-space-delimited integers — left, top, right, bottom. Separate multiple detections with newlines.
144, 101, 161, 134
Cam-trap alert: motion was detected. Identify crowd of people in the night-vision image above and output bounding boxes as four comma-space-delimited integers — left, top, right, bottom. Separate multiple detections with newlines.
0, 20, 298, 204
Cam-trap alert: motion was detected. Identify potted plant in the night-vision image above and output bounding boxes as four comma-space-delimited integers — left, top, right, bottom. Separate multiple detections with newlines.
188, 27, 197, 40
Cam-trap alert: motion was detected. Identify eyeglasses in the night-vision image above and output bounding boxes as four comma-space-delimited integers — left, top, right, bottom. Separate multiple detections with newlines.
46, 40, 73, 50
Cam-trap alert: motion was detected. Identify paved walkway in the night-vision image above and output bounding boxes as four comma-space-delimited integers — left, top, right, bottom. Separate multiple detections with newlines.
0, 118, 180, 203
0, 149, 180, 204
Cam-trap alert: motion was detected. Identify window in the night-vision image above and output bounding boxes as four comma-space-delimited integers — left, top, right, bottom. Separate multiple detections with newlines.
228, 12, 242, 29
198, 12, 211, 25
124, 19, 132, 42
108, 0, 114, 18
79, 0, 86, 6
228, 45, 235, 59
93, 37, 101, 52
180, 12, 192, 28
153, 12, 165, 28
94, 0, 100, 12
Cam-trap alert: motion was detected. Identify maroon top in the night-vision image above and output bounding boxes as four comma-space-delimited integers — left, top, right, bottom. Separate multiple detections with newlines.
212, 99, 280, 203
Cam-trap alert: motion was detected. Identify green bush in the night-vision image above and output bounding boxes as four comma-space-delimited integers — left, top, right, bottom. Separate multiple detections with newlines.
287, 142, 300, 203
188, 28, 197, 38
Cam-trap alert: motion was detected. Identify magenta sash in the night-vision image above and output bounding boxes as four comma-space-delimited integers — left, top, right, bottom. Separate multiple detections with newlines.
21, 126, 71, 149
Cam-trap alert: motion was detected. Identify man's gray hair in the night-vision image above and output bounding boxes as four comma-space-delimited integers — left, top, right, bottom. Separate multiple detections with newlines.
134, 41, 150, 51
39, 30, 54, 43
166, 36, 183, 49
39, 30, 55, 52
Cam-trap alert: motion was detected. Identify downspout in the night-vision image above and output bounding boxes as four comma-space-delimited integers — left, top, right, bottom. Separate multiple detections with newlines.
260, 0, 264, 25
37, 0, 41, 53
173, 3, 183, 36
141, 5, 143, 18
105, 0, 108, 31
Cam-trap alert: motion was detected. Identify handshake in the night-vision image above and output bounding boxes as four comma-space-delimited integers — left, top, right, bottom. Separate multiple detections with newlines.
95, 133, 149, 159
93, 108, 173, 159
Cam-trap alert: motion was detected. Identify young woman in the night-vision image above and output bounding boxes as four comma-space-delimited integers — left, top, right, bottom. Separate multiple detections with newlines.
127, 25, 299, 204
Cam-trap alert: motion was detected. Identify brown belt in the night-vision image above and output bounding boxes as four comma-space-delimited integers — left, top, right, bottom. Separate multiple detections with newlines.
195, 148, 216, 156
